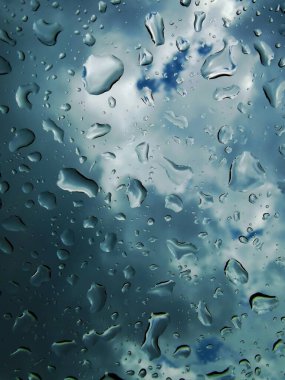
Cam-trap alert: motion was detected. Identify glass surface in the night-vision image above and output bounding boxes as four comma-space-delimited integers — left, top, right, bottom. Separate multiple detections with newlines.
0, 0, 285, 379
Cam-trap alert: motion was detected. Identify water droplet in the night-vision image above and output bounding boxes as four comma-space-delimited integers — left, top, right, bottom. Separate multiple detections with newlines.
51, 340, 77, 356
180, 0, 191, 6
83, 216, 98, 228
229, 152, 266, 192
108, 96, 116, 108
82, 55, 124, 95
99, 1, 107, 13
166, 238, 197, 260
141, 312, 170, 360
86, 123, 111, 139
0, 29, 16, 46
56, 249, 70, 261
0, 56, 11, 75
139, 48, 153, 66
38, 191, 57, 210
0, 236, 13, 254
249, 293, 279, 314
100, 373, 123, 380
123, 265, 136, 279
83, 325, 121, 346
16, 82, 40, 110
13, 310, 37, 332
217, 125, 234, 144
2, 215, 26, 232
194, 11, 206, 32
149, 280, 175, 296
30, 0, 40, 11
263, 77, 285, 108
126, 179, 147, 208
42, 118, 64, 143
162, 157, 193, 186
176, 36, 190, 52
57, 168, 98, 198
9, 129, 35, 152
164, 111, 188, 129
83, 32, 96, 46
30, 265, 51, 287
135, 142, 149, 163
165, 194, 183, 213
145, 12, 165, 46
87, 283, 107, 312
197, 301, 212, 326
173, 345, 191, 358
254, 40, 274, 66
198, 192, 214, 209
33, 19, 62, 46
60, 228, 75, 246
100, 233, 117, 252
213, 85, 240, 101
201, 38, 237, 79
224, 259, 248, 285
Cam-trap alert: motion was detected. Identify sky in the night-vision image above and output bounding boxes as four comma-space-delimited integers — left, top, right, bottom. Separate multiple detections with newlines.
0, 0, 285, 379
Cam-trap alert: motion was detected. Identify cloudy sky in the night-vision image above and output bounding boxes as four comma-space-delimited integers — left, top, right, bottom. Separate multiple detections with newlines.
0, 0, 285, 379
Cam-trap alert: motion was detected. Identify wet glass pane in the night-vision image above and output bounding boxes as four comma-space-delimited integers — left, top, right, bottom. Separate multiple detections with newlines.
1, 0, 285, 379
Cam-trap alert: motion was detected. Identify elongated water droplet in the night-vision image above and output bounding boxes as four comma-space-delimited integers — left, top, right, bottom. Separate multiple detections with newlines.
42, 118, 64, 143
165, 194, 183, 212
126, 179, 147, 208
135, 142, 149, 163
86, 123, 111, 139
173, 345, 191, 358
194, 11, 206, 32
249, 293, 279, 314
141, 312, 170, 360
224, 259, 248, 285
197, 301, 212, 326
87, 283, 107, 312
162, 157, 193, 186
0, 236, 13, 254
83, 324, 120, 346
229, 152, 266, 192
149, 280, 175, 296
201, 38, 237, 79
33, 19, 62, 46
83, 55, 124, 95
0, 29, 16, 45
164, 111, 188, 129
57, 168, 98, 198
9, 129, 35, 152
16, 82, 40, 110
13, 310, 37, 332
254, 40, 274, 66
166, 238, 197, 260
0, 56, 11, 75
51, 340, 76, 356
145, 12, 165, 46
213, 85, 240, 101
2, 215, 26, 232
139, 48, 153, 66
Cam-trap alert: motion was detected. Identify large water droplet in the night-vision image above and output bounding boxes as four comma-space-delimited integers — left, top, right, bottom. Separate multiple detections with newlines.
149, 280, 175, 296
135, 142, 149, 163
141, 312, 170, 360
38, 191, 57, 210
30, 265, 51, 287
13, 310, 37, 332
263, 77, 285, 108
42, 118, 64, 143
9, 129, 35, 152
139, 48, 153, 66
224, 259, 248, 285
249, 293, 279, 314
194, 11, 206, 32
57, 168, 98, 198
213, 85, 240, 101
82, 324, 120, 346
201, 38, 237, 79
166, 238, 197, 260
86, 123, 111, 139
162, 157, 193, 186
82, 55, 124, 95
217, 125, 234, 144
2, 215, 26, 232
229, 151, 266, 192
173, 345, 191, 358
254, 40, 274, 66
176, 36, 190, 52
16, 82, 40, 110
126, 179, 147, 208
51, 340, 77, 356
165, 194, 183, 213
33, 19, 62, 46
87, 283, 107, 312
145, 12, 165, 46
